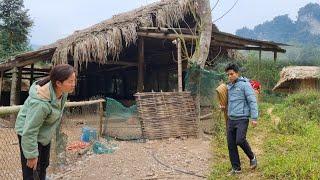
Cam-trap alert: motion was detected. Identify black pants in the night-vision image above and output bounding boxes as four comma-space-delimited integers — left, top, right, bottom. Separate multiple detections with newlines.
18, 135, 51, 180
227, 119, 254, 169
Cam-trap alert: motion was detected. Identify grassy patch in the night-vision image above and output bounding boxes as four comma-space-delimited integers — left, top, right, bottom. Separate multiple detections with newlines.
210, 92, 320, 179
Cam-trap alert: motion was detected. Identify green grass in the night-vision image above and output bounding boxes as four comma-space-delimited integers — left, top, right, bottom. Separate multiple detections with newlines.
209, 92, 320, 179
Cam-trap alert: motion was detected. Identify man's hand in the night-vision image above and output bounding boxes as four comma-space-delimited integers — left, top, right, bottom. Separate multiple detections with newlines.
219, 105, 226, 110
251, 120, 258, 127
27, 157, 38, 170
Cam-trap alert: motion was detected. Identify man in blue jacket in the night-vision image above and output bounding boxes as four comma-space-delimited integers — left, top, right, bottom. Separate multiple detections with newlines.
223, 63, 258, 175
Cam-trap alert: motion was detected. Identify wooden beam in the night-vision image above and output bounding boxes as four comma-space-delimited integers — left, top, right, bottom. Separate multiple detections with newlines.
212, 45, 286, 53
137, 32, 196, 41
23, 67, 51, 73
211, 40, 286, 53
4, 72, 49, 77
104, 65, 130, 73
137, 38, 145, 92
103, 61, 138, 66
139, 27, 288, 47
212, 31, 287, 48
139, 27, 195, 35
10, 67, 18, 106
177, 39, 183, 92
0, 71, 3, 103
211, 40, 246, 49
137, 31, 286, 53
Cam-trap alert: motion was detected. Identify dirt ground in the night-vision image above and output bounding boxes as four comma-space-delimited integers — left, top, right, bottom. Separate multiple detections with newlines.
1, 112, 213, 180
49, 136, 212, 180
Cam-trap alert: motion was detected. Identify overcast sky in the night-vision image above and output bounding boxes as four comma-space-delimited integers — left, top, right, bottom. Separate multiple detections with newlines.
24, 0, 319, 45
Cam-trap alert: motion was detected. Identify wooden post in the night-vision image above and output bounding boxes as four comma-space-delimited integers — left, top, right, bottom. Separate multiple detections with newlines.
137, 38, 145, 92
0, 71, 3, 103
99, 101, 104, 138
258, 49, 262, 80
16, 67, 22, 105
274, 51, 277, 62
10, 67, 18, 106
177, 38, 183, 92
30, 64, 34, 86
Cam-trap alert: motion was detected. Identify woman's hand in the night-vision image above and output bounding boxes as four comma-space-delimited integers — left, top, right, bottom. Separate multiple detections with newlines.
27, 157, 38, 170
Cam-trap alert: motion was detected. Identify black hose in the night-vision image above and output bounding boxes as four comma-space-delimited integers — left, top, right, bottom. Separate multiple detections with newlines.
151, 151, 207, 179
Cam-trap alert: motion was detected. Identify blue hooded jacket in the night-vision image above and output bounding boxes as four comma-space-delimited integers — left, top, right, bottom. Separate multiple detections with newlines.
227, 77, 258, 121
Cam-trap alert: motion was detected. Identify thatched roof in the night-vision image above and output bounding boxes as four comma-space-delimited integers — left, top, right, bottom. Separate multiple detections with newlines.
0, 0, 287, 72
273, 66, 320, 91
41, 0, 196, 66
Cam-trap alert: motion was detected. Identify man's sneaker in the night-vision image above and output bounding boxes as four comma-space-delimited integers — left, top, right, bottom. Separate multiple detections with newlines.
250, 155, 257, 169
228, 168, 242, 176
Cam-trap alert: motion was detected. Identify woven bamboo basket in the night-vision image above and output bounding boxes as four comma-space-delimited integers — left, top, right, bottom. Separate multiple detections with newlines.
216, 83, 228, 123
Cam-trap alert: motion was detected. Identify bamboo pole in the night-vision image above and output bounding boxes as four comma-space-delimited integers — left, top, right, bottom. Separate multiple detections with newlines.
65, 99, 105, 107
0, 105, 21, 115
0, 99, 105, 115
177, 38, 183, 92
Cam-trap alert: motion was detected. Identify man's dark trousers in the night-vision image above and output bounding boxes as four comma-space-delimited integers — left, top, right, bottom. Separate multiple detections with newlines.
227, 118, 254, 169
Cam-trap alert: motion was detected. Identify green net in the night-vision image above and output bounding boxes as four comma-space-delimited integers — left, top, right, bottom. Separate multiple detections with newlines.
104, 97, 141, 140
105, 97, 137, 120
184, 64, 225, 107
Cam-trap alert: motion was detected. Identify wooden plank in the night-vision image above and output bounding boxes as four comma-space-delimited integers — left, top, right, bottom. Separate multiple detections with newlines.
137, 38, 145, 92
177, 39, 183, 92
